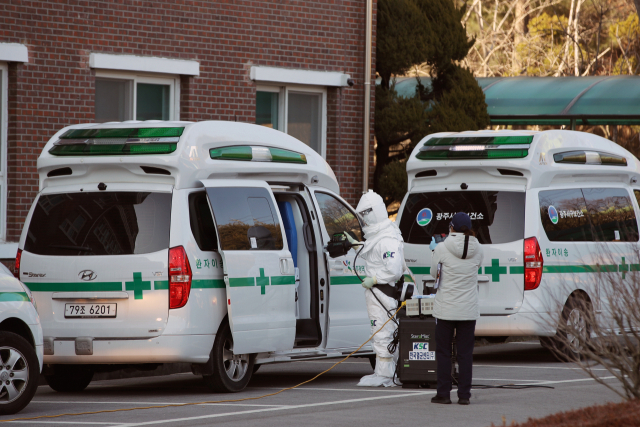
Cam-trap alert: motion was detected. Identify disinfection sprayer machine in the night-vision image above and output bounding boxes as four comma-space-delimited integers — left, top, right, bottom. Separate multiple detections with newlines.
398, 296, 440, 388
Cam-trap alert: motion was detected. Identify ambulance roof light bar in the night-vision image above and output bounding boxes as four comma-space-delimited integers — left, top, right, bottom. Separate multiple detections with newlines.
209, 146, 307, 164
553, 150, 627, 166
49, 127, 185, 156
417, 135, 533, 160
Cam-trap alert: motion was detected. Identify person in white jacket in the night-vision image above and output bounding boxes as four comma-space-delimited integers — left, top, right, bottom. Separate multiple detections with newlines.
347, 190, 404, 387
430, 212, 483, 405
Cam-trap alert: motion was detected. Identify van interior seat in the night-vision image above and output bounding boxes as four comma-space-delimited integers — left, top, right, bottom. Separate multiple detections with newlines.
277, 201, 298, 267
276, 194, 321, 347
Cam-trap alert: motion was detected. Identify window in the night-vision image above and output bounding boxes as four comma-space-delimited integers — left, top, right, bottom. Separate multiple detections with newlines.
583, 188, 638, 242
256, 85, 326, 157
287, 92, 322, 154
539, 189, 590, 242
95, 71, 179, 122
24, 192, 172, 256
314, 192, 363, 241
539, 188, 639, 242
399, 191, 526, 245
0, 62, 7, 241
256, 90, 279, 129
189, 192, 218, 252
205, 187, 283, 251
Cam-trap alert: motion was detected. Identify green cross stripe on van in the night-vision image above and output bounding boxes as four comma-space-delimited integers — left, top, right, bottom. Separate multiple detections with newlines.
408, 267, 430, 275
155, 279, 225, 290
485, 259, 507, 282
330, 276, 362, 285
125, 272, 151, 300
229, 271, 295, 295
542, 264, 618, 273
404, 258, 635, 281
257, 268, 269, 295
617, 258, 640, 279
193, 279, 225, 289
154, 281, 169, 290
24, 282, 123, 292
0, 292, 29, 302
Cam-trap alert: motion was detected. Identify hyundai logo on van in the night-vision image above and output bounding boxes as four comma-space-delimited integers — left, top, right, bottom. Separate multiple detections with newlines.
548, 205, 559, 224
79, 270, 97, 281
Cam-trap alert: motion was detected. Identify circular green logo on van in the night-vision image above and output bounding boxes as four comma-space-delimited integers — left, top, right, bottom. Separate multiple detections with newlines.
548, 205, 559, 224
417, 208, 433, 226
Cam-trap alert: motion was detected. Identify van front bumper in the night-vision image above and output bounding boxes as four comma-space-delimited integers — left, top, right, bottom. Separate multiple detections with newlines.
43, 334, 214, 364
475, 311, 557, 337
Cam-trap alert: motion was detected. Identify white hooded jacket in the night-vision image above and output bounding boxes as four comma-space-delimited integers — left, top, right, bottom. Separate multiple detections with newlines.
359, 219, 404, 286
430, 233, 484, 321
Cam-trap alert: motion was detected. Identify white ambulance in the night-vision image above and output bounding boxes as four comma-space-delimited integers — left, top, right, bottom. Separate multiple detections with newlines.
398, 130, 640, 358
17, 121, 388, 393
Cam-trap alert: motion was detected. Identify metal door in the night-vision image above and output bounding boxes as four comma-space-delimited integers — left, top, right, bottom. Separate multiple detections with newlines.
202, 179, 296, 354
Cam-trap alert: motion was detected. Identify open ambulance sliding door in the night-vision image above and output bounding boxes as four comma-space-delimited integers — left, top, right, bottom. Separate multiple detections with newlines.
309, 189, 371, 350
201, 179, 296, 354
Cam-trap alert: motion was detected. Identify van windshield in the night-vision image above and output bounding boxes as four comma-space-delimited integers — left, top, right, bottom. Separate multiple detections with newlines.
24, 192, 172, 256
399, 191, 525, 245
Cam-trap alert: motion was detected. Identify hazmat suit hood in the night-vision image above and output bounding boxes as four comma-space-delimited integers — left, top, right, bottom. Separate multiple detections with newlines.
355, 190, 403, 256
444, 233, 480, 259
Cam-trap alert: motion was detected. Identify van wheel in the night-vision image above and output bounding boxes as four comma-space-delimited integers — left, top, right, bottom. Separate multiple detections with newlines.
203, 320, 254, 393
45, 365, 94, 392
0, 332, 40, 415
544, 295, 592, 362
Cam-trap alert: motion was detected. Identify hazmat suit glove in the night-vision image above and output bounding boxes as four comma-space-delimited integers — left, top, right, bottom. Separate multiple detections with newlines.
344, 231, 362, 246
362, 276, 377, 289
429, 236, 437, 251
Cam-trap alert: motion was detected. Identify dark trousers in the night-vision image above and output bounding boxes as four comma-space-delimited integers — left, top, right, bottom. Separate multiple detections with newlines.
435, 318, 476, 399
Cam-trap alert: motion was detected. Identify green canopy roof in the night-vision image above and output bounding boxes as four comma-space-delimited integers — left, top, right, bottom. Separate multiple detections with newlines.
390, 76, 640, 126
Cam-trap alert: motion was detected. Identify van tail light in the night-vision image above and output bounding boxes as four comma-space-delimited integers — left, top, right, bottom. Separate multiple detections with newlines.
169, 246, 192, 309
14, 249, 22, 279
524, 237, 543, 291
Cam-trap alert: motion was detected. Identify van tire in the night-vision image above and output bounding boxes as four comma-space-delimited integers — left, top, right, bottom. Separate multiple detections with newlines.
0, 332, 40, 415
203, 320, 254, 393
44, 365, 94, 392
544, 295, 592, 362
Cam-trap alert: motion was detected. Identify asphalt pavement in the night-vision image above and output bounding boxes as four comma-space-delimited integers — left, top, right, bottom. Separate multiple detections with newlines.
0, 340, 624, 427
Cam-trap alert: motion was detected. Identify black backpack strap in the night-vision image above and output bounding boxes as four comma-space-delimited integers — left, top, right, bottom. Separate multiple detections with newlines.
462, 235, 470, 259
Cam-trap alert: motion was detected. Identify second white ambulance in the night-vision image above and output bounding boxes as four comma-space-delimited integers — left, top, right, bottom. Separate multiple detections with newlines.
17, 121, 402, 392
397, 129, 640, 358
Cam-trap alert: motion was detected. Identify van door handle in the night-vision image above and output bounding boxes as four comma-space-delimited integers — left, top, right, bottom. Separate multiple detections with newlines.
280, 258, 294, 275
477, 275, 490, 282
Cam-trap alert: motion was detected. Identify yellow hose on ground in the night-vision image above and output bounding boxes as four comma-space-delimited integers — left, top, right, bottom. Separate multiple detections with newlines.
0, 302, 406, 423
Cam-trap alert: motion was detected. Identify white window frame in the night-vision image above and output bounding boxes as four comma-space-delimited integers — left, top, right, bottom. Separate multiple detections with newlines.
0, 62, 8, 242
256, 84, 327, 158
95, 70, 180, 121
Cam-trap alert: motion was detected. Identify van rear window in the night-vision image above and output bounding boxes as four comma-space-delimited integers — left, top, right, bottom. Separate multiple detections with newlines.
399, 191, 525, 245
25, 192, 172, 256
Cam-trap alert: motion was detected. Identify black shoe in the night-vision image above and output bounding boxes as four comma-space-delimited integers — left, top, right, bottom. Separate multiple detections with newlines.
458, 398, 470, 405
431, 395, 452, 404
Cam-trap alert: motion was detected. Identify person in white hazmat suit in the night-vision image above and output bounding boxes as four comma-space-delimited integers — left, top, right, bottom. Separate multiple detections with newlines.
346, 190, 405, 387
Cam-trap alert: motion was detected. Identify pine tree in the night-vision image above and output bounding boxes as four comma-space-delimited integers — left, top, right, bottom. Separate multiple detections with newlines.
375, 0, 490, 207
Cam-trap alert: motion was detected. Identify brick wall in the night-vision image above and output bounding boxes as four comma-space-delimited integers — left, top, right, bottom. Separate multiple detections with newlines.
0, 0, 376, 242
